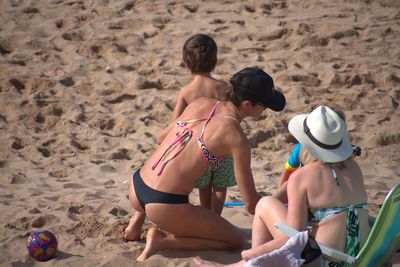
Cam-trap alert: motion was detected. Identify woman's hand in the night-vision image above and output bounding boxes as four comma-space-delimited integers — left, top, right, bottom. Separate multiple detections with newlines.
241, 248, 259, 261
245, 192, 262, 215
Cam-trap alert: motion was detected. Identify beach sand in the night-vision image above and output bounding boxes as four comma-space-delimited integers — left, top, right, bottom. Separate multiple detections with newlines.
0, 0, 399, 266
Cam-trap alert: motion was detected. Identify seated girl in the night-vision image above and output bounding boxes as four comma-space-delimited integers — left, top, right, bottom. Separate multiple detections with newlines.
199, 105, 370, 266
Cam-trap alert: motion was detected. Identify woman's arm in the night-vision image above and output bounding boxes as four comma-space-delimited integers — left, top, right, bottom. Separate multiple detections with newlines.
230, 131, 261, 214
286, 171, 308, 231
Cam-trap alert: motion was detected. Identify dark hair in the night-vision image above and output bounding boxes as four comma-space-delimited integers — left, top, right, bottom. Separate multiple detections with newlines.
223, 86, 245, 108
182, 34, 217, 74
229, 67, 286, 112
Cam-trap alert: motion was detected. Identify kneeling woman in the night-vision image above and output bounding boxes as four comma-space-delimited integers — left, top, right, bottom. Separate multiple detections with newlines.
240, 106, 370, 266
125, 67, 286, 261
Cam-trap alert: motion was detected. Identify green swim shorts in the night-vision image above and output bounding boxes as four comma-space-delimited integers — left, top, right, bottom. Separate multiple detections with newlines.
194, 156, 236, 189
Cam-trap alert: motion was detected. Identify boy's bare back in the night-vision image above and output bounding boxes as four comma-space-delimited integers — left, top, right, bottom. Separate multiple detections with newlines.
157, 34, 229, 144
172, 75, 229, 120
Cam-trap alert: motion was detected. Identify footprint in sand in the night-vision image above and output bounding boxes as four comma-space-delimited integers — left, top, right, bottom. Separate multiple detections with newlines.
11, 138, 25, 150
106, 94, 136, 104
0, 38, 15, 54
100, 164, 117, 173
300, 35, 329, 48
67, 215, 112, 239
34, 112, 45, 123
22, 6, 39, 14
152, 16, 171, 30
37, 147, 51, 157
62, 31, 84, 42
296, 23, 312, 35
8, 58, 26, 66
6, 214, 59, 230
49, 168, 71, 179
248, 130, 275, 149
8, 172, 26, 184
375, 132, 400, 146
183, 3, 199, 13
98, 118, 115, 130
63, 183, 86, 189
136, 76, 163, 90
59, 76, 75, 87
290, 74, 321, 87
70, 139, 88, 151
113, 43, 128, 53
330, 29, 359, 39
9, 78, 25, 93
386, 73, 400, 85
108, 148, 131, 160
257, 28, 288, 41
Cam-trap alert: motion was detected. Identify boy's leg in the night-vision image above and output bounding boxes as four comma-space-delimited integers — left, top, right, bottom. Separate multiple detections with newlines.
199, 185, 212, 210
124, 211, 146, 241
212, 186, 227, 215
196, 169, 212, 209
211, 156, 236, 215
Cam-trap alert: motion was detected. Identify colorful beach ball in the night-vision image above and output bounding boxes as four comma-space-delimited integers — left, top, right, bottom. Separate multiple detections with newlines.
26, 230, 58, 261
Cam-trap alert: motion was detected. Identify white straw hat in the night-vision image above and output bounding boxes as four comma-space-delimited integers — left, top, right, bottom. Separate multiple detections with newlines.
288, 106, 353, 163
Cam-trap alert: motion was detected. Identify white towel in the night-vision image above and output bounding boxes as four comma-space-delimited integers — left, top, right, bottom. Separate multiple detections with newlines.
244, 231, 308, 267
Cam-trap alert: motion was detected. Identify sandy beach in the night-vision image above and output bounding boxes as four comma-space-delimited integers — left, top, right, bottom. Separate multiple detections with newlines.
0, 0, 399, 266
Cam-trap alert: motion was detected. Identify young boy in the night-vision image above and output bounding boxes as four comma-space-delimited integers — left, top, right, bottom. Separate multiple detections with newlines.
156, 33, 229, 143
124, 34, 236, 241
158, 33, 236, 215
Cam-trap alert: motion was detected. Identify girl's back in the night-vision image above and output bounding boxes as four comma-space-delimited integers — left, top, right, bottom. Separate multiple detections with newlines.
294, 160, 369, 252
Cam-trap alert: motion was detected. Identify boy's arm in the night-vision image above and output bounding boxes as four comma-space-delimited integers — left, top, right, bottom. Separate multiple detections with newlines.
170, 90, 188, 122
157, 90, 188, 144
156, 123, 174, 145
277, 143, 301, 186
272, 181, 288, 203
277, 168, 293, 187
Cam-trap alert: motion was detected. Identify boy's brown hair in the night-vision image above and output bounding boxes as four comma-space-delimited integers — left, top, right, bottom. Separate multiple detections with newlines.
182, 34, 217, 74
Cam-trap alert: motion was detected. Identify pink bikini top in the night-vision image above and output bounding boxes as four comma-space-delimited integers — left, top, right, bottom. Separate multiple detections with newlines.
152, 101, 238, 175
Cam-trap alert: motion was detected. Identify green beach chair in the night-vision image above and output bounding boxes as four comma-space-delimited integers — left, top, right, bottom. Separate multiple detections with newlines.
275, 182, 400, 266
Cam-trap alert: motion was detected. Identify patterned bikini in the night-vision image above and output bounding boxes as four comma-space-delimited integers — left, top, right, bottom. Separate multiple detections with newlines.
152, 101, 237, 175
133, 101, 237, 210
310, 203, 368, 267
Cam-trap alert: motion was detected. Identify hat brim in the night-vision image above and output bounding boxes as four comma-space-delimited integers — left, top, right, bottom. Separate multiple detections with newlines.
263, 90, 286, 112
288, 114, 353, 163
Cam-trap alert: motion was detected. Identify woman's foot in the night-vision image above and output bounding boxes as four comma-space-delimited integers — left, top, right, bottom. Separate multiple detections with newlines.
137, 228, 166, 261
124, 213, 145, 241
193, 257, 219, 267
193, 257, 244, 267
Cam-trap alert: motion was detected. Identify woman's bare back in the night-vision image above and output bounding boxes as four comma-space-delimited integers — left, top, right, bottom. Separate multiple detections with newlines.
141, 98, 243, 195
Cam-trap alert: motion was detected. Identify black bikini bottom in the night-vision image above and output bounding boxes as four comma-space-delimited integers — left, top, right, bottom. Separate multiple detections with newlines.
133, 169, 189, 210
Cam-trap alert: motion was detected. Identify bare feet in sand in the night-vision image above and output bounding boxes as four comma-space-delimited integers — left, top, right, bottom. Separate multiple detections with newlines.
193, 256, 220, 267
124, 212, 146, 241
193, 256, 244, 267
137, 228, 166, 261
